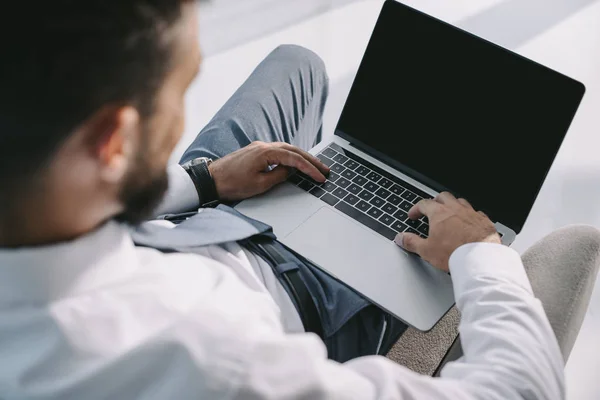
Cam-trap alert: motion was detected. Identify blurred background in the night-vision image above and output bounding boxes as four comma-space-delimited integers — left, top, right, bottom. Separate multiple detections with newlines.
174, 1, 600, 398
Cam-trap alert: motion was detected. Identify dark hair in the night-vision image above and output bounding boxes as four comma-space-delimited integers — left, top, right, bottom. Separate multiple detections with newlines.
0, 0, 193, 201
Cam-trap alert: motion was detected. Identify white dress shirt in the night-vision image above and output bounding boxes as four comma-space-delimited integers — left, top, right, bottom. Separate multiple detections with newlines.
0, 165, 565, 399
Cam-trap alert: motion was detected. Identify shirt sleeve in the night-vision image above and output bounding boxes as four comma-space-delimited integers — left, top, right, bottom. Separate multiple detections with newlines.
230, 243, 565, 399
153, 164, 200, 217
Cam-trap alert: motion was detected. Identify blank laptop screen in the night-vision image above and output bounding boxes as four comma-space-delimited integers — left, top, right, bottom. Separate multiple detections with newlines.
336, 0, 585, 232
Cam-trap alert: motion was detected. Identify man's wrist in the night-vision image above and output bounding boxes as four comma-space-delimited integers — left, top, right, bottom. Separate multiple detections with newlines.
449, 243, 532, 295
181, 157, 220, 207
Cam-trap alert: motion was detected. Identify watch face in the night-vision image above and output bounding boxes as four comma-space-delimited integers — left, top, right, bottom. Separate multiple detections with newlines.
189, 157, 212, 167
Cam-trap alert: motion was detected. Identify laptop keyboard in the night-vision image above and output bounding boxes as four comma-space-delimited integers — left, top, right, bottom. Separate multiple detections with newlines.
288, 143, 432, 241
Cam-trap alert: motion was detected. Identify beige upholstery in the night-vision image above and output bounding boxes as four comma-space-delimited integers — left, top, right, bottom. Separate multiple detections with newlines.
386, 225, 600, 375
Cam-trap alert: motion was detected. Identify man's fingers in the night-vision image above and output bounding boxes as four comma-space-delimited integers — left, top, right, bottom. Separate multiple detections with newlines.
276, 143, 330, 175
458, 198, 473, 209
258, 165, 290, 190
435, 191, 457, 205
408, 199, 440, 220
267, 148, 326, 182
394, 232, 426, 255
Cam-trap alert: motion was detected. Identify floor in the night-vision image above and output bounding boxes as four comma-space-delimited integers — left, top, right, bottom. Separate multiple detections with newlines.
175, 1, 600, 398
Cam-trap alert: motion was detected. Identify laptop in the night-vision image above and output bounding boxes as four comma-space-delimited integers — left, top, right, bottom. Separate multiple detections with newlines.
236, 0, 586, 331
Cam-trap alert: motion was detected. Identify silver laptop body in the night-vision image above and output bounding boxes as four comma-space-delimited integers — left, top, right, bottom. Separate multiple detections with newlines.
236, 134, 516, 331
236, 0, 585, 331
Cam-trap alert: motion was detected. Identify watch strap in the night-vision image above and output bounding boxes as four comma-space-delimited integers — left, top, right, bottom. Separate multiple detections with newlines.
182, 158, 219, 207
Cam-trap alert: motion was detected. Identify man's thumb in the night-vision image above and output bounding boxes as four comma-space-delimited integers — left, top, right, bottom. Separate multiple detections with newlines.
394, 232, 425, 255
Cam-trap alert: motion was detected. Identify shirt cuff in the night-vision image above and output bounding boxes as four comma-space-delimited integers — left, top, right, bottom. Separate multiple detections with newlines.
153, 165, 200, 216
449, 243, 533, 297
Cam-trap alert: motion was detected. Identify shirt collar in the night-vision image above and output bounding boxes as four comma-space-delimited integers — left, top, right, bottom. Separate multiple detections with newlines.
0, 221, 140, 304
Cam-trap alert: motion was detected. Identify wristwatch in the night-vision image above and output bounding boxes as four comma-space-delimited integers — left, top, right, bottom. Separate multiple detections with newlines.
181, 157, 220, 207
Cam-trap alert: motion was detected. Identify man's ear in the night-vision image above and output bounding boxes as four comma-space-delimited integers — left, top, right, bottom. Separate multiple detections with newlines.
87, 106, 141, 184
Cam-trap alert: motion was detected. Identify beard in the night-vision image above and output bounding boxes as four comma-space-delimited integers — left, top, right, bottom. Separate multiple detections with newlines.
114, 151, 170, 226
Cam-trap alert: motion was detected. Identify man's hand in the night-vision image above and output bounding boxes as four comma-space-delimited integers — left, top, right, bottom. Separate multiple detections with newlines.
394, 192, 501, 272
208, 141, 330, 201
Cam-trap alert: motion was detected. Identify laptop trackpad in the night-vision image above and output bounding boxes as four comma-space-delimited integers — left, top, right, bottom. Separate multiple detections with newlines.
282, 207, 455, 331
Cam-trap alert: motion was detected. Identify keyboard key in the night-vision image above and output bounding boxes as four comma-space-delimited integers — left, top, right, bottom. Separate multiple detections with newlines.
335, 201, 364, 221
332, 187, 349, 199
390, 184, 405, 195
406, 228, 419, 235
358, 190, 374, 201
399, 201, 413, 212
375, 187, 391, 199
347, 184, 362, 195
405, 218, 420, 228
378, 178, 393, 189
335, 201, 397, 240
344, 193, 360, 206
322, 182, 337, 192
401, 190, 417, 202
382, 203, 398, 215
296, 172, 319, 184
298, 180, 314, 191
327, 172, 340, 183
412, 196, 423, 204
329, 142, 344, 152
393, 210, 408, 221
391, 220, 408, 232
379, 214, 395, 226
352, 176, 368, 186
366, 171, 382, 182
317, 154, 335, 167
344, 160, 359, 170
366, 219, 397, 240
288, 174, 302, 185
321, 193, 339, 206
417, 222, 429, 236
322, 148, 337, 158
309, 187, 326, 198
333, 153, 348, 164
331, 163, 346, 174
364, 182, 378, 192
335, 200, 361, 218
387, 194, 402, 206
367, 207, 383, 219
369, 196, 385, 208
355, 200, 371, 212
336, 177, 351, 189
355, 166, 370, 176
342, 169, 357, 180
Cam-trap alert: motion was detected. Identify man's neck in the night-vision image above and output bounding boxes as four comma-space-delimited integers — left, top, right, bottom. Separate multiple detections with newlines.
0, 201, 117, 248
0, 217, 84, 248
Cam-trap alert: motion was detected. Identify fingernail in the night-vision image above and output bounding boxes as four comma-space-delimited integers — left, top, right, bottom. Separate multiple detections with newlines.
394, 233, 404, 248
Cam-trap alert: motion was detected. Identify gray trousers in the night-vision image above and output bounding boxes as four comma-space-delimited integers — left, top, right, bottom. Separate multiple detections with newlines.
180, 45, 600, 371
180, 44, 327, 164
180, 45, 407, 362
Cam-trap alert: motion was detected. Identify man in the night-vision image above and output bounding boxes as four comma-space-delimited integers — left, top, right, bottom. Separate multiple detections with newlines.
0, 1, 598, 399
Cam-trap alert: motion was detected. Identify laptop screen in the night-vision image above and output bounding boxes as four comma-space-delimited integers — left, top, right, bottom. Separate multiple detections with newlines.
336, 0, 585, 233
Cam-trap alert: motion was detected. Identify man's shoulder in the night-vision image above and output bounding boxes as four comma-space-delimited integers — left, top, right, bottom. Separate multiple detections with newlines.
0, 282, 260, 398
0, 245, 284, 395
